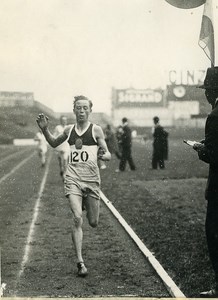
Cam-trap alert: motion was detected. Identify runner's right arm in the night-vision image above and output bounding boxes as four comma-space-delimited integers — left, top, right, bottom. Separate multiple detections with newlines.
36, 113, 68, 148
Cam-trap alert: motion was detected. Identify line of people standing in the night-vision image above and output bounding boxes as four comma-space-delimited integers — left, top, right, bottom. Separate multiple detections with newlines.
104, 116, 169, 172
104, 117, 136, 172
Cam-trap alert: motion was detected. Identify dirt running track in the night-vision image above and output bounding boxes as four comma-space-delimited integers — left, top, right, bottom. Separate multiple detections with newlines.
0, 145, 170, 297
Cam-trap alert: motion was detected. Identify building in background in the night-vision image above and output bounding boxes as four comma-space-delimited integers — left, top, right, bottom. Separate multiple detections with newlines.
0, 91, 34, 107
0, 90, 111, 128
111, 69, 209, 128
0, 91, 112, 144
111, 87, 171, 127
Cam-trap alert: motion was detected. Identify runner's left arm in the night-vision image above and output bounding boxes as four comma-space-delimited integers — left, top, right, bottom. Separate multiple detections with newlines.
94, 125, 111, 161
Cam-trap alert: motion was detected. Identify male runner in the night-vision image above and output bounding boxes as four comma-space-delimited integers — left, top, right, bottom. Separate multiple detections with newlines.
53, 115, 70, 180
36, 95, 111, 277
34, 131, 48, 167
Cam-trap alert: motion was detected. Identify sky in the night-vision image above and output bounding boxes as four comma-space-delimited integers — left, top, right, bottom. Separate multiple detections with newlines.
0, 0, 217, 114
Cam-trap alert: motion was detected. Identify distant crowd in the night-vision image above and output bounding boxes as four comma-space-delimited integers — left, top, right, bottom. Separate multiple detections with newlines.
102, 116, 168, 172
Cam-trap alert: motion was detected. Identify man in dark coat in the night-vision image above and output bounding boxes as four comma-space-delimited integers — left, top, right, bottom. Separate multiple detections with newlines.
193, 67, 218, 297
118, 117, 136, 172
104, 124, 121, 159
152, 116, 168, 169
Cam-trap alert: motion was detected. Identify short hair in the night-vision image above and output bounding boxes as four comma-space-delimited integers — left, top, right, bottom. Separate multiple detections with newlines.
122, 117, 128, 123
153, 116, 159, 122
73, 95, 93, 109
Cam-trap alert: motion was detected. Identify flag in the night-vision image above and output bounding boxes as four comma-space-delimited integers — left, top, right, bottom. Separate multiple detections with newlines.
198, 0, 215, 66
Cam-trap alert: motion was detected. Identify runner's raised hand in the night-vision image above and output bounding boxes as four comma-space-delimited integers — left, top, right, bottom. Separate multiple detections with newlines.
36, 113, 49, 130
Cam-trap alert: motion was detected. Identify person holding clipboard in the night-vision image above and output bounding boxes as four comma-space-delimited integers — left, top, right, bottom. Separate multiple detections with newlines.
186, 67, 218, 297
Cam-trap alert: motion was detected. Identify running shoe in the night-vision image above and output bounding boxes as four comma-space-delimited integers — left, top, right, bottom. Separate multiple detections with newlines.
77, 262, 88, 277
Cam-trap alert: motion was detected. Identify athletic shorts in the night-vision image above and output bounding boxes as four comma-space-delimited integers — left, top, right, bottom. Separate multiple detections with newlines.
64, 177, 100, 200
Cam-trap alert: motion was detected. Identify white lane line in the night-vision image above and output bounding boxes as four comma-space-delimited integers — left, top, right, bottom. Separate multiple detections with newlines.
17, 153, 52, 280
0, 152, 35, 185
0, 249, 5, 298
100, 191, 186, 298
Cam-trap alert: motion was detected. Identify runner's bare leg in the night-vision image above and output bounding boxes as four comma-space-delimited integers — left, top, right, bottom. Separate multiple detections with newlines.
85, 195, 100, 228
68, 194, 84, 263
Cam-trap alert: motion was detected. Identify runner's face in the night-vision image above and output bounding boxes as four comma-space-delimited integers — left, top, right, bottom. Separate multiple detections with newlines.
74, 100, 91, 122
60, 117, 67, 126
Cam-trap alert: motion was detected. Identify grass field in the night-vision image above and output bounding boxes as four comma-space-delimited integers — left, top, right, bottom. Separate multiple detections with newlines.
101, 137, 211, 297
0, 133, 213, 297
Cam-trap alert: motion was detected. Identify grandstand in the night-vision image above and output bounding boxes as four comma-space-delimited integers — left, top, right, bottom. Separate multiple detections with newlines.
0, 91, 112, 144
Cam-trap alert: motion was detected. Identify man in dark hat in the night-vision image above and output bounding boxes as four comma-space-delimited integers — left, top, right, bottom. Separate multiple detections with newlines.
116, 117, 136, 172
151, 116, 168, 170
193, 67, 218, 297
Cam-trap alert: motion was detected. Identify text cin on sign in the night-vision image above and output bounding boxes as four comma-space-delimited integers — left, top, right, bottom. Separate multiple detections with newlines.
168, 70, 205, 85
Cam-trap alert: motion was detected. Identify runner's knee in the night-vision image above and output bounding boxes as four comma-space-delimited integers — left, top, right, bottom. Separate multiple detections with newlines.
72, 215, 83, 227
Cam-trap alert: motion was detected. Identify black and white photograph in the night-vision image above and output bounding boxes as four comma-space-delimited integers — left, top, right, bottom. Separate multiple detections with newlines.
0, 0, 218, 298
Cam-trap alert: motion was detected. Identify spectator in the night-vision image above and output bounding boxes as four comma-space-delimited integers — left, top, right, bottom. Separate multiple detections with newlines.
116, 117, 136, 172
104, 124, 121, 159
116, 125, 124, 155
192, 67, 218, 298
151, 116, 168, 170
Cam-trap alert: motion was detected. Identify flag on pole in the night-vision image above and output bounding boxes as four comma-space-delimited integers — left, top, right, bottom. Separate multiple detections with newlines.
198, 0, 215, 66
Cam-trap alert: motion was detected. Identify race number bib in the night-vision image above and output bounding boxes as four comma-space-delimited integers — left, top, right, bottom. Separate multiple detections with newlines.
69, 150, 89, 163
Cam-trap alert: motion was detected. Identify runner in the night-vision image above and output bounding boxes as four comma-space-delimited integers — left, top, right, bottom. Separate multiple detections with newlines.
53, 115, 70, 180
36, 95, 111, 277
34, 131, 48, 167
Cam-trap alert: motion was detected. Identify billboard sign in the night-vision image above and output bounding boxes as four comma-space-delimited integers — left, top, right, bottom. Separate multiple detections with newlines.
113, 88, 164, 107
167, 70, 205, 86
